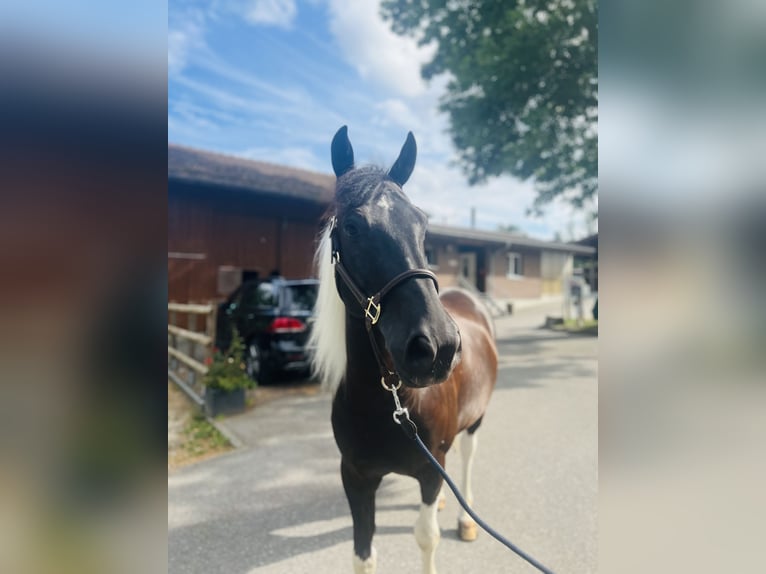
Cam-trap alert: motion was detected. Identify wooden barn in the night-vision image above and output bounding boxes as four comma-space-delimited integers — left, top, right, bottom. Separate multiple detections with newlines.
168, 144, 595, 310
168, 144, 333, 303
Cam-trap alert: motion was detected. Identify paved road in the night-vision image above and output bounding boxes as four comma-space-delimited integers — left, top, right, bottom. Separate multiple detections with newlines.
169, 303, 597, 573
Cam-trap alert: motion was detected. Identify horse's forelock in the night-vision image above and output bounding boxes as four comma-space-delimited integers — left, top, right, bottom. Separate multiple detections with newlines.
335, 166, 389, 208
308, 221, 347, 393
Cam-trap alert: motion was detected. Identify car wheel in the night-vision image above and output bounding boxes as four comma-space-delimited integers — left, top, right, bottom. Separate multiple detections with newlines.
245, 342, 261, 381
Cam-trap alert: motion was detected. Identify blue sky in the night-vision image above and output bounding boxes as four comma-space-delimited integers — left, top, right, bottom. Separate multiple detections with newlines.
169, 0, 595, 239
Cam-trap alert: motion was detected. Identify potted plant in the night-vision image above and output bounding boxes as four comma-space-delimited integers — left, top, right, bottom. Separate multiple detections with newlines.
203, 327, 254, 417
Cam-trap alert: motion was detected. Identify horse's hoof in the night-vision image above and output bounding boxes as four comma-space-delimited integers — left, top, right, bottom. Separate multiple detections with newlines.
458, 519, 478, 542
437, 496, 446, 511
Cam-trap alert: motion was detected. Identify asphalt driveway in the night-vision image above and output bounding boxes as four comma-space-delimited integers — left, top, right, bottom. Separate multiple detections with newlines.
169, 303, 597, 573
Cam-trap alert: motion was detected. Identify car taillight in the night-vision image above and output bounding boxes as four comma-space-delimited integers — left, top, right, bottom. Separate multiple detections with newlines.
267, 317, 306, 334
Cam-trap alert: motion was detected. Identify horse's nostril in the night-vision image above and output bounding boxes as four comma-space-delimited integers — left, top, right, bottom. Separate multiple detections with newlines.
405, 334, 436, 373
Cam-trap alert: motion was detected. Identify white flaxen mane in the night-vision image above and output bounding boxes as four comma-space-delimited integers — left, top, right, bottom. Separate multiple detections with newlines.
308, 221, 347, 393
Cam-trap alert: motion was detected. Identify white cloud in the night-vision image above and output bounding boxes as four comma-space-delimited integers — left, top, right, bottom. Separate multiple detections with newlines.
327, 0, 434, 97
407, 163, 532, 228
403, 160, 592, 240
244, 0, 297, 28
372, 99, 422, 131
168, 11, 206, 75
195, 51, 309, 105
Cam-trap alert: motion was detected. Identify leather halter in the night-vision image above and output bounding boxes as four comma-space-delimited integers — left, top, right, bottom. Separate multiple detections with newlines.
328, 216, 439, 388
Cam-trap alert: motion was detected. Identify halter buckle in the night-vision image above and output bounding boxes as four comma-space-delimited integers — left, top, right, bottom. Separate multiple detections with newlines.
365, 297, 381, 324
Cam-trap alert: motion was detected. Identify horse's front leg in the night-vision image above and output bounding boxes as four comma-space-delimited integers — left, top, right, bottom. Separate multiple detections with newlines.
415, 463, 444, 574
341, 460, 382, 574
458, 428, 480, 541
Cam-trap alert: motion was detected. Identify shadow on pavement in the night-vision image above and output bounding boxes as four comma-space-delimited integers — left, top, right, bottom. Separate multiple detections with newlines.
169, 436, 421, 573
169, 481, 415, 573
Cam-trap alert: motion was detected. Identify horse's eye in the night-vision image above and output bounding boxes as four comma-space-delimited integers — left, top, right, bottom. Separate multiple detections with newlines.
343, 222, 359, 237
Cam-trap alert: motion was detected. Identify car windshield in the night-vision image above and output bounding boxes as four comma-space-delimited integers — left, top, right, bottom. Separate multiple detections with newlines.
283, 284, 318, 312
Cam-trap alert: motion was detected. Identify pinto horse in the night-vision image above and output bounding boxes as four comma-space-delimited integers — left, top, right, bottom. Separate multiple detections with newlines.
309, 126, 498, 574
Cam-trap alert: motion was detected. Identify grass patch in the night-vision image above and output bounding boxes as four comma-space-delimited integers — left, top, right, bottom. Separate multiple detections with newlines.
183, 413, 231, 458
169, 382, 234, 470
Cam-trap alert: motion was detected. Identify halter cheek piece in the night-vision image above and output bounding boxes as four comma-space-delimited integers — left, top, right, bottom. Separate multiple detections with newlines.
328, 215, 439, 400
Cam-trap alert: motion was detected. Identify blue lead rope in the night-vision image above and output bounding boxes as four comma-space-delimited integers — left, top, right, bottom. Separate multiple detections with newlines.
396, 412, 558, 574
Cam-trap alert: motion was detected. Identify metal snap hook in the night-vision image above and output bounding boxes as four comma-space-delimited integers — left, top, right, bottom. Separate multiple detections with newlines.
380, 376, 401, 391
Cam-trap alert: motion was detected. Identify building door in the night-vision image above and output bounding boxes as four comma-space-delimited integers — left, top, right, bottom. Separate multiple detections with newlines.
459, 252, 477, 289
476, 249, 487, 292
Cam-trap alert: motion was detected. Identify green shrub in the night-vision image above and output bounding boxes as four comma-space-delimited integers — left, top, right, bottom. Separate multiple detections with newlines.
203, 328, 255, 391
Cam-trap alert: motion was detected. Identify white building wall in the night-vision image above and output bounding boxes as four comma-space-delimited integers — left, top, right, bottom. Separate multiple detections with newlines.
540, 251, 573, 295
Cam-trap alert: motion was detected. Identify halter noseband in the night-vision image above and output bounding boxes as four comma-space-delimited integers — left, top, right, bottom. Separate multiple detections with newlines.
328, 215, 439, 389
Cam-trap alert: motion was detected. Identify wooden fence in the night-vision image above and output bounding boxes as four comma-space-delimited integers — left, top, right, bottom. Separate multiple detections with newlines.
168, 302, 217, 406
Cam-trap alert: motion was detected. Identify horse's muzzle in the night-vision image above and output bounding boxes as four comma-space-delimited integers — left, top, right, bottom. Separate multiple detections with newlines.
400, 329, 460, 387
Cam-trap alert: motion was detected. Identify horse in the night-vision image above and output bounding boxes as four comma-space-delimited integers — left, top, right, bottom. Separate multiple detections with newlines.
309, 126, 498, 574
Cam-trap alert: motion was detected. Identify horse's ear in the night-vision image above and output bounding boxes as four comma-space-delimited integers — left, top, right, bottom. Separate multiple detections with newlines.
331, 125, 354, 177
388, 131, 417, 187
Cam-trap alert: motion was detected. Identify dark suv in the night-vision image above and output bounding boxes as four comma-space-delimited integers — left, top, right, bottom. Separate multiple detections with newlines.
215, 278, 319, 383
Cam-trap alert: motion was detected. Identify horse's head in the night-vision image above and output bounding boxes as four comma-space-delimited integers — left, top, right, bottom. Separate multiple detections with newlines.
328, 126, 461, 388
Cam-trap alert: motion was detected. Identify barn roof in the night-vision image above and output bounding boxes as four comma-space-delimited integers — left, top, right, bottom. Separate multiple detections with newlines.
427, 224, 596, 255
168, 144, 335, 204
168, 144, 595, 255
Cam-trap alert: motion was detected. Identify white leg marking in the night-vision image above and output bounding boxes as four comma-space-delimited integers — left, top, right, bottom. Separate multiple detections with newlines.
352, 546, 377, 574
460, 430, 478, 527
414, 501, 440, 574
437, 484, 446, 510
461, 430, 478, 506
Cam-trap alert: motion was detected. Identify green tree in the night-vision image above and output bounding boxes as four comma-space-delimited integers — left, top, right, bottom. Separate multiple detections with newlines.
381, 0, 597, 216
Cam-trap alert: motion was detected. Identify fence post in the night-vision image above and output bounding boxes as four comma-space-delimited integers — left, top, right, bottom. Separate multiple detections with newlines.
169, 301, 177, 370
189, 301, 197, 333
206, 303, 217, 347
168, 302, 215, 406
206, 302, 217, 358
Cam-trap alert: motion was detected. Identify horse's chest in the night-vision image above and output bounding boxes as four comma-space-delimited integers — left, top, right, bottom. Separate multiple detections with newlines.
331, 401, 423, 477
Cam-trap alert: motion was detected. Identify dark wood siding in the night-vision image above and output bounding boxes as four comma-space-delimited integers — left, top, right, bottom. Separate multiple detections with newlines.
168, 181, 326, 303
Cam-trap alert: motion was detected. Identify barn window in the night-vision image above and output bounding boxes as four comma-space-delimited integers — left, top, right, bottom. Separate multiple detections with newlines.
425, 248, 438, 270
507, 253, 523, 277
